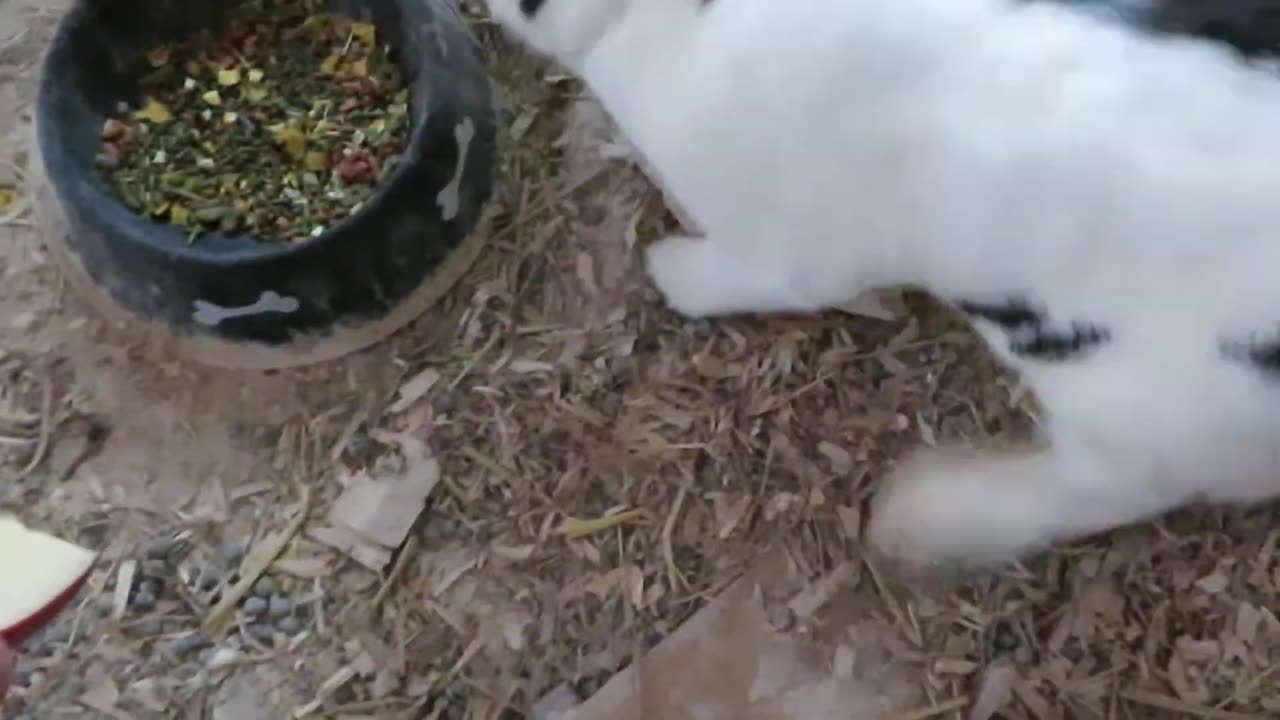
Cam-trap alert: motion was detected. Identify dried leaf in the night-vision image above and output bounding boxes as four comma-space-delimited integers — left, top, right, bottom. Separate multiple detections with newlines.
556, 509, 647, 539
1194, 571, 1229, 594
112, 560, 137, 621
624, 564, 645, 609
837, 288, 908, 321
836, 505, 861, 541
969, 661, 1017, 720
1012, 679, 1055, 718
169, 203, 191, 226
303, 150, 329, 171
1236, 603, 1263, 645
710, 492, 751, 540
146, 45, 172, 68
509, 360, 556, 374
100, 118, 129, 141
319, 52, 341, 75
816, 441, 852, 475
1175, 635, 1221, 662
134, 97, 173, 124
128, 678, 169, 713
290, 661, 363, 718
692, 352, 734, 380
501, 613, 529, 652
533, 685, 580, 720
212, 668, 279, 720
934, 658, 979, 676
388, 367, 441, 414
491, 544, 535, 562
0, 186, 21, 212
217, 68, 241, 86
269, 125, 308, 158
350, 21, 377, 44
1167, 650, 1209, 704
79, 674, 121, 714
274, 554, 335, 579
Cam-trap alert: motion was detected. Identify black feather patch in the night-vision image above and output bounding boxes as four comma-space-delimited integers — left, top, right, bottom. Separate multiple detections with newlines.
1222, 332, 1280, 373
956, 298, 1042, 330
1027, 0, 1280, 58
956, 296, 1112, 361
520, 0, 547, 18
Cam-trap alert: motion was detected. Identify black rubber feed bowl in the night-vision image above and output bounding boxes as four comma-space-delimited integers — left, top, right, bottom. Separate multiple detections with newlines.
35, 0, 496, 361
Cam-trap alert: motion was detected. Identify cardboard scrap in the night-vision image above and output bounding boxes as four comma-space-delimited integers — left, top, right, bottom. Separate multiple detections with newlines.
565, 551, 924, 720
312, 432, 440, 572
213, 671, 284, 720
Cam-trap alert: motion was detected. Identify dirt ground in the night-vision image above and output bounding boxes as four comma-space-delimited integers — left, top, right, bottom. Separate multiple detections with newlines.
5, 2, 1280, 719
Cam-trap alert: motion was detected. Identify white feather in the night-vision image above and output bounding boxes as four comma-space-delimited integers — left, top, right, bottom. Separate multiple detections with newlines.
485, 0, 1280, 574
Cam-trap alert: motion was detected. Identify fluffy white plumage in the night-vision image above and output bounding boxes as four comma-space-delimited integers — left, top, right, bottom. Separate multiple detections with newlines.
484, 0, 1280, 577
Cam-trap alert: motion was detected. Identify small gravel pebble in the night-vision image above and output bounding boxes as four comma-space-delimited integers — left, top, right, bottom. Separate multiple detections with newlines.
424, 514, 466, 544
136, 579, 159, 597
252, 577, 276, 597
991, 622, 1021, 654
130, 590, 157, 612
579, 203, 607, 225
96, 594, 115, 615
764, 600, 795, 632
137, 618, 165, 635
220, 540, 246, 565
208, 646, 242, 668
248, 625, 275, 644
433, 687, 468, 720
573, 670, 613, 700
24, 670, 44, 690
433, 391, 460, 414
343, 430, 375, 459
167, 632, 210, 657
276, 616, 302, 635
141, 559, 167, 578
144, 536, 176, 560
242, 596, 267, 617
687, 318, 713, 335
44, 625, 70, 644
268, 594, 292, 618
198, 566, 221, 591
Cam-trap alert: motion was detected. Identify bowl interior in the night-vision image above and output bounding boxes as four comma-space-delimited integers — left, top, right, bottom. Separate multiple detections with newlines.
41, 0, 437, 261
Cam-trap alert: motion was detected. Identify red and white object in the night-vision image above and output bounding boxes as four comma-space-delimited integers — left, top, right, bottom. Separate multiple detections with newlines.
0, 516, 96, 645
